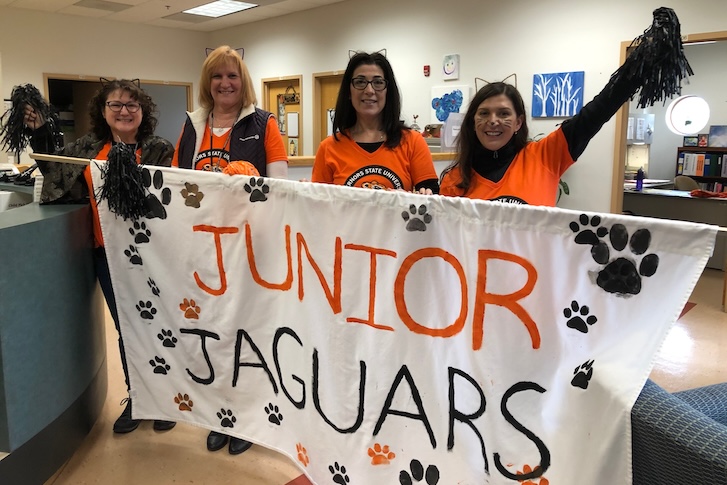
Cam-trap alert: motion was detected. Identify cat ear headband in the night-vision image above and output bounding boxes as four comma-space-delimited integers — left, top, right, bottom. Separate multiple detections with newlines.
99, 77, 141, 88
348, 48, 387, 58
205, 47, 245, 59
475, 73, 517, 91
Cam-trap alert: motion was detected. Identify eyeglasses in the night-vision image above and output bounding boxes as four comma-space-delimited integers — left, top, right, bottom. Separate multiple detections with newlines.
106, 101, 141, 113
351, 77, 388, 91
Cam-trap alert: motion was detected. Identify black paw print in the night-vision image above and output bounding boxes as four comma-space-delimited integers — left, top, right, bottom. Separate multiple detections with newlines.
181, 182, 204, 208
563, 300, 597, 333
244, 177, 269, 202
571, 359, 594, 389
129, 220, 151, 244
328, 462, 350, 484
142, 168, 172, 219
401, 204, 432, 232
147, 277, 160, 296
136, 300, 157, 320
569, 213, 608, 246
157, 329, 177, 347
124, 245, 143, 265
399, 459, 440, 484
265, 403, 283, 425
591, 224, 659, 295
217, 408, 236, 428
149, 356, 170, 374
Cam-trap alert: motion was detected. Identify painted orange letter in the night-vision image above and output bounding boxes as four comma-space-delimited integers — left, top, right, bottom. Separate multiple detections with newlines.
297, 233, 342, 314
394, 248, 467, 338
193, 224, 239, 296
345, 244, 397, 331
472, 250, 539, 350
246, 223, 293, 290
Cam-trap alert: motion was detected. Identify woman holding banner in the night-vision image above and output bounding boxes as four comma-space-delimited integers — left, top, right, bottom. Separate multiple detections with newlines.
24, 79, 176, 434
173, 45, 288, 456
439, 7, 692, 206
312, 51, 438, 194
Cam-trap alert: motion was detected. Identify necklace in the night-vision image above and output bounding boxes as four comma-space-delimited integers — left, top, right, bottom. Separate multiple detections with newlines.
208, 112, 236, 172
351, 128, 385, 143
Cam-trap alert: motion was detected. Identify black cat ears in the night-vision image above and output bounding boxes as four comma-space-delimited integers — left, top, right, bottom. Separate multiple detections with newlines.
475, 73, 517, 91
348, 48, 387, 58
205, 47, 245, 59
99, 77, 141, 88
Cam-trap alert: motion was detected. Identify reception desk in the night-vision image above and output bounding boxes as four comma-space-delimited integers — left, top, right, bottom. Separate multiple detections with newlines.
0, 202, 106, 484
623, 188, 727, 270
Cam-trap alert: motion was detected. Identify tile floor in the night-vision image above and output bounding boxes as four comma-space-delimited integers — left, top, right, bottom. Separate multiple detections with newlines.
42, 269, 727, 484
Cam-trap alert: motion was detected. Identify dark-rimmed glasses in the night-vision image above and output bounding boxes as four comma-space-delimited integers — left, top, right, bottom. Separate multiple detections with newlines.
106, 101, 141, 113
351, 77, 388, 91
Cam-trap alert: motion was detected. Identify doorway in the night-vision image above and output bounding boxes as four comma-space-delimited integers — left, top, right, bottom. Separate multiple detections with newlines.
313, 71, 344, 154
262, 76, 302, 157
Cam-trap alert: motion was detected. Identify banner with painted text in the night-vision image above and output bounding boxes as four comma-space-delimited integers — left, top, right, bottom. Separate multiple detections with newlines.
93, 164, 716, 485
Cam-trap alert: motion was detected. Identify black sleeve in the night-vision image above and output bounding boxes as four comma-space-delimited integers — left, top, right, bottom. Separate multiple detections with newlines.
28, 124, 58, 155
560, 72, 641, 161
415, 178, 440, 194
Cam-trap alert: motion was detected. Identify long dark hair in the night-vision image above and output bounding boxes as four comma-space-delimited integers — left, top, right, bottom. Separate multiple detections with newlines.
89, 79, 158, 142
333, 51, 407, 148
441, 82, 529, 191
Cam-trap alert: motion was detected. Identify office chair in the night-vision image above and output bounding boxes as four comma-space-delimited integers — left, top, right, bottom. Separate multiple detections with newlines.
674, 175, 700, 191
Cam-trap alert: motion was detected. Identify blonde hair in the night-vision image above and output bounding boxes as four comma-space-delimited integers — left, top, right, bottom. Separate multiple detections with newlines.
198, 45, 256, 111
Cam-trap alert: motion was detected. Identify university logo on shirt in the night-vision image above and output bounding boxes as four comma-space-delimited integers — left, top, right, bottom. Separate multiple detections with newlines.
345, 165, 404, 190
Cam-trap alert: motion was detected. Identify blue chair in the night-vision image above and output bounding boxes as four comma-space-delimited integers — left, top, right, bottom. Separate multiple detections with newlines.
632, 379, 727, 483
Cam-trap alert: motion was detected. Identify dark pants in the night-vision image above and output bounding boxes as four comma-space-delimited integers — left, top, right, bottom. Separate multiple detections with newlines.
94, 246, 130, 390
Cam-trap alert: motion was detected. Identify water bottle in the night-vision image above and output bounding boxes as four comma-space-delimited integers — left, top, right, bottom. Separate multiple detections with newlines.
636, 167, 644, 191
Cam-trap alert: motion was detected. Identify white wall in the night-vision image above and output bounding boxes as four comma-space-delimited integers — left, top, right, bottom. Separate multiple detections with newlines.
631, 41, 727, 181
2, 0, 726, 211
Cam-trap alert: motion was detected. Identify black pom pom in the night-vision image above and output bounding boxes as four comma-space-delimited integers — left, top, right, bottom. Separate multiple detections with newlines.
610, 7, 693, 108
0, 84, 63, 154
96, 143, 147, 221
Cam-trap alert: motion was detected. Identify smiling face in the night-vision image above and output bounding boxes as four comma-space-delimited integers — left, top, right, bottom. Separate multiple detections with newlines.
349, 64, 387, 123
104, 89, 142, 144
473, 94, 524, 151
210, 60, 243, 112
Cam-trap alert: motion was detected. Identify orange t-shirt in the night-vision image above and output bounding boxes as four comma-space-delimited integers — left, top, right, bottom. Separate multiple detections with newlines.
312, 130, 436, 191
83, 142, 141, 248
439, 129, 574, 206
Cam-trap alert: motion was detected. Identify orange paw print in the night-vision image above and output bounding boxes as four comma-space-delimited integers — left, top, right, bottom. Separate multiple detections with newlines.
516, 464, 549, 485
179, 298, 201, 319
296, 442, 309, 467
367, 443, 396, 465
174, 393, 193, 411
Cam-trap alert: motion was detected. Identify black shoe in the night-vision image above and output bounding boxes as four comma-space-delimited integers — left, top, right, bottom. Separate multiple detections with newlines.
229, 437, 253, 455
207, 430, 229, 451
153, 420, 176, 431
113, 397, 141, 433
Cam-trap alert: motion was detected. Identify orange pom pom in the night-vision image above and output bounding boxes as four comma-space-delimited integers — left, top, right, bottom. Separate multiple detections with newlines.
223, 161, 260, 176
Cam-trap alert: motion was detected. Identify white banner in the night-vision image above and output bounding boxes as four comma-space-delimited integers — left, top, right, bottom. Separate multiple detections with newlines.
93, 164, 716, 485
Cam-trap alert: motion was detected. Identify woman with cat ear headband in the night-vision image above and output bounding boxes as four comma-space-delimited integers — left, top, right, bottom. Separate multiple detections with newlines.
172, 45, 288, 181
312, 51, 438, 195
440, 7, 692, 206
22, 78, 176, 436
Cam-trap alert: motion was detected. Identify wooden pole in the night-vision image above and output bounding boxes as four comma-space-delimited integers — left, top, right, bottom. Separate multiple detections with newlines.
29, 153, 91, 166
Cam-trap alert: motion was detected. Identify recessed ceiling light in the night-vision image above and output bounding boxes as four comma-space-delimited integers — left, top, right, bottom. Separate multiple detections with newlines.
183, 0, 257, 18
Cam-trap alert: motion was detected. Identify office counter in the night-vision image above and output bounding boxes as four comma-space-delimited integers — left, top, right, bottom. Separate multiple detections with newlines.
623, 188, 727, 269
0, 202, 106, 484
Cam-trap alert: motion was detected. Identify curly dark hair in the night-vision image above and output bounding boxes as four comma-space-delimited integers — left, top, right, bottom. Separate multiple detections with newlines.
332, 51, 408, 148
88, 79, 158, 142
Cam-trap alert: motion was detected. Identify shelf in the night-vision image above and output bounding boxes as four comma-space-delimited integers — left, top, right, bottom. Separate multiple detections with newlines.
678, 146, 727, 153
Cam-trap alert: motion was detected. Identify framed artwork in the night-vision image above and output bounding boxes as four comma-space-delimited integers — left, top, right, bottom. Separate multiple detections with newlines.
431, 85, 470, 124
442, 54, 460, 80
697, 134, 709, 147
708, 125, 727, 147
683, 135, 699, 147
532, 71, 584, 118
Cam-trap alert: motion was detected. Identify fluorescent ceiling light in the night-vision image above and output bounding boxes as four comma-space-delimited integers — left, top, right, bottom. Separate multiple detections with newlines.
183, 0, 257, 18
